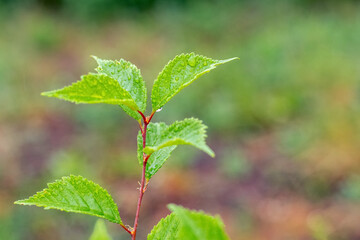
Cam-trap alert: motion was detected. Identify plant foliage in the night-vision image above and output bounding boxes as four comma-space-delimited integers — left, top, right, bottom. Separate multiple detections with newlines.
15, 175, 122, 224
151, 53, 238, 111
147, 213, 180, 240
148, 204, 229, 240
137, 118, 214, 179
16, 52, 237, 240
93, 56, 147, 120
137, 122, 177, 180
143, 118, 214, 157
42, 73, 138, 110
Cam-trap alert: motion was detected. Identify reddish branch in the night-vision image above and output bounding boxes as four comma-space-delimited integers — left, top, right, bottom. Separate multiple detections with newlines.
120, 110, 154, 240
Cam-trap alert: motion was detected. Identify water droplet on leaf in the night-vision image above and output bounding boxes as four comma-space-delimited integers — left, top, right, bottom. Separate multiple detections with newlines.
156, 107, 163, 112
188, 56, 196, 67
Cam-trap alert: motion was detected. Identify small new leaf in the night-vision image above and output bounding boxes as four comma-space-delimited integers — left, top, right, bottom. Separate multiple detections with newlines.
143, 118, 214, 157
168, 204, 230, 240
151, 53, 238, 111
14, 175, 122, 224
42, 73, 138, 110
90, 219, 112, 240
93, 56, 147, 120
137, 122, 177, 180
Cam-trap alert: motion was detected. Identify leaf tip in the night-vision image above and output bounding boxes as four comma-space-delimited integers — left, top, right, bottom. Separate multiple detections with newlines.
91, 55, 99, 61
209, 150, 215, 158
41, 91, 54, 97
218, 57, 239, 64
204, 144, 215, 158
167, 203, 178, 212
202, 146, 215, 158
14, 199, 28, 205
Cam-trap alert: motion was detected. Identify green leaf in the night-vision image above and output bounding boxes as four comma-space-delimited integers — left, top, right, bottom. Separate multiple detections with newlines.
147, 205, 230, 240
168, 204, 230, 240
93, 56, 146, 120
42, 73, 138, 110
14, 175, 122, 224
147, 213, 180, 240
89, 219, 112, 240
137, 122, 177, 180
143, 118, 214, 157
151, 53, 238, 111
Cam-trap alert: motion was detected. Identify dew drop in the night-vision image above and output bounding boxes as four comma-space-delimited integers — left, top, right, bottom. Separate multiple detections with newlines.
175, 77, 179, 81
156, 107, 163, 112
188, 56, 196, 67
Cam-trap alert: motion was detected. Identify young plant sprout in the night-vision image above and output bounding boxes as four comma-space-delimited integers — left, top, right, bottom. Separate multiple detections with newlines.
15, 53, 238, 240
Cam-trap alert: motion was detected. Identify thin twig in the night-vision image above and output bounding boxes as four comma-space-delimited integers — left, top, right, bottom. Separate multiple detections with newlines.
131, 112, 154, 240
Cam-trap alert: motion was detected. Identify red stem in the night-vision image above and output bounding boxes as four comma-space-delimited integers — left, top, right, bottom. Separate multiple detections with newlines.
147, 111, 155, 123
137, 111, 147, 124
120, 224, 132, 235
131, 111, 155, 240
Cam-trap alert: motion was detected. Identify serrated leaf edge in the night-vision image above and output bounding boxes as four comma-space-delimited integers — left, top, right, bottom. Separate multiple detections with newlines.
151, 53, 239, 111
14, 175, 122, 224
147, 213, 180, 240
168, 204, 229, 240
92, 55, 146, 113
41, 73, 138, 110
143, 118, 215, 157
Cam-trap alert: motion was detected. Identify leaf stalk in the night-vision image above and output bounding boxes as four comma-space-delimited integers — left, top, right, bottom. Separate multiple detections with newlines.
120, 224, 132, 235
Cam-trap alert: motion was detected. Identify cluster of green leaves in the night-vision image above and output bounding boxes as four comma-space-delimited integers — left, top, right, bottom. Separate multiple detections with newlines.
15, 53, 237, 239
16, 176, 229, 240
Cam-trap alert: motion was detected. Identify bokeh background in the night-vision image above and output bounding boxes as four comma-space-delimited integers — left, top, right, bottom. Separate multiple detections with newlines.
1, 0, 360, 239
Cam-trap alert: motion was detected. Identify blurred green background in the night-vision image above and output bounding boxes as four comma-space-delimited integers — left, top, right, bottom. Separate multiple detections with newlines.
0, 0, 360, 239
